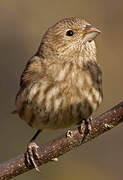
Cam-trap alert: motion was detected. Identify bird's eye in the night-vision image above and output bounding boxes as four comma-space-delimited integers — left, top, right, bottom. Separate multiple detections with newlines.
66, 30, 74, 36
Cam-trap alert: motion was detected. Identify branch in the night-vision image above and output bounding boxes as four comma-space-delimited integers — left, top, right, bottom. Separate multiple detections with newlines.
0, 101, 123, 180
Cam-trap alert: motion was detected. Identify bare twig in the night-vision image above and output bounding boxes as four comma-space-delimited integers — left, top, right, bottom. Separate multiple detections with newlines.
0, 101, 123, 180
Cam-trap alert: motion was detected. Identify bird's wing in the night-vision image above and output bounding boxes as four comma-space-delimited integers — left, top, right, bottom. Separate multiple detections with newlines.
15, 56, 44, 116
20, 56, 43, 87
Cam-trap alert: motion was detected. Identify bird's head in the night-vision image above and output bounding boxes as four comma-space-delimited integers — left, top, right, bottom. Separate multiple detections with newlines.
38, 17, 101, 64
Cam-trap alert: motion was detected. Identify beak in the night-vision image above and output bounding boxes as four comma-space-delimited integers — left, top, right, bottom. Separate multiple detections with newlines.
82, 25, 101, 43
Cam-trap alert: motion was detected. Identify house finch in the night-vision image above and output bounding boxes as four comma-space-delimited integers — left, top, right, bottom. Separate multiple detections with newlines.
15, 17, 103, 171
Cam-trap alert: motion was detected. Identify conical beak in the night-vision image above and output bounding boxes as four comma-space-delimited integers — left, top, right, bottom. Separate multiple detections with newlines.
82, 25, 101, 43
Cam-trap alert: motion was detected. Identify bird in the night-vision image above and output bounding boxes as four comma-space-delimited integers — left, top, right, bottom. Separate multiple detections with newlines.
15, 17, 103, 171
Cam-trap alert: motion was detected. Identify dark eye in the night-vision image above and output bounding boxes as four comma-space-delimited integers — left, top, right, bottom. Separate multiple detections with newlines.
66, 30, 74, 36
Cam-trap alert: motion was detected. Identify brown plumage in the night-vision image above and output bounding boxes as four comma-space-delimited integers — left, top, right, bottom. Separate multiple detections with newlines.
15, 17, 103, 170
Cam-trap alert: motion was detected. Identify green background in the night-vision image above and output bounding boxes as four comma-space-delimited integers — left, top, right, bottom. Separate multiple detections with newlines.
0, 0, 123, 179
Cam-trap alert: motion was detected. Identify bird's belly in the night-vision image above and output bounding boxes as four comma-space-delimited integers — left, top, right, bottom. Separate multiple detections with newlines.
17, 78, 103, 130
27, 101, 92, 130
24, 89, 102, 130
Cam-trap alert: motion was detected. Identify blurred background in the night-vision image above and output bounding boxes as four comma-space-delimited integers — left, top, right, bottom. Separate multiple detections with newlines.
0, 0, 123, 179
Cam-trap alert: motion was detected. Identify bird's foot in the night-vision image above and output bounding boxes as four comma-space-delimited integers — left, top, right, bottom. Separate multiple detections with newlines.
78, 117, 92, 137
25, 141, 40, 172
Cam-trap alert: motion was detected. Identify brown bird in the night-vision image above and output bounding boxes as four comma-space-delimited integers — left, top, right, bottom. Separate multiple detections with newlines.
15, 17, 103, 171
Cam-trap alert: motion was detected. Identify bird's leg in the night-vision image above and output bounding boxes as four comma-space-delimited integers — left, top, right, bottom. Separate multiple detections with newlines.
25, 129, 42, 172
30, 129, 41, 142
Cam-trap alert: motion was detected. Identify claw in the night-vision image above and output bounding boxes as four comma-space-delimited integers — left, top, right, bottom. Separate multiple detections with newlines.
25, 141, 40, 172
